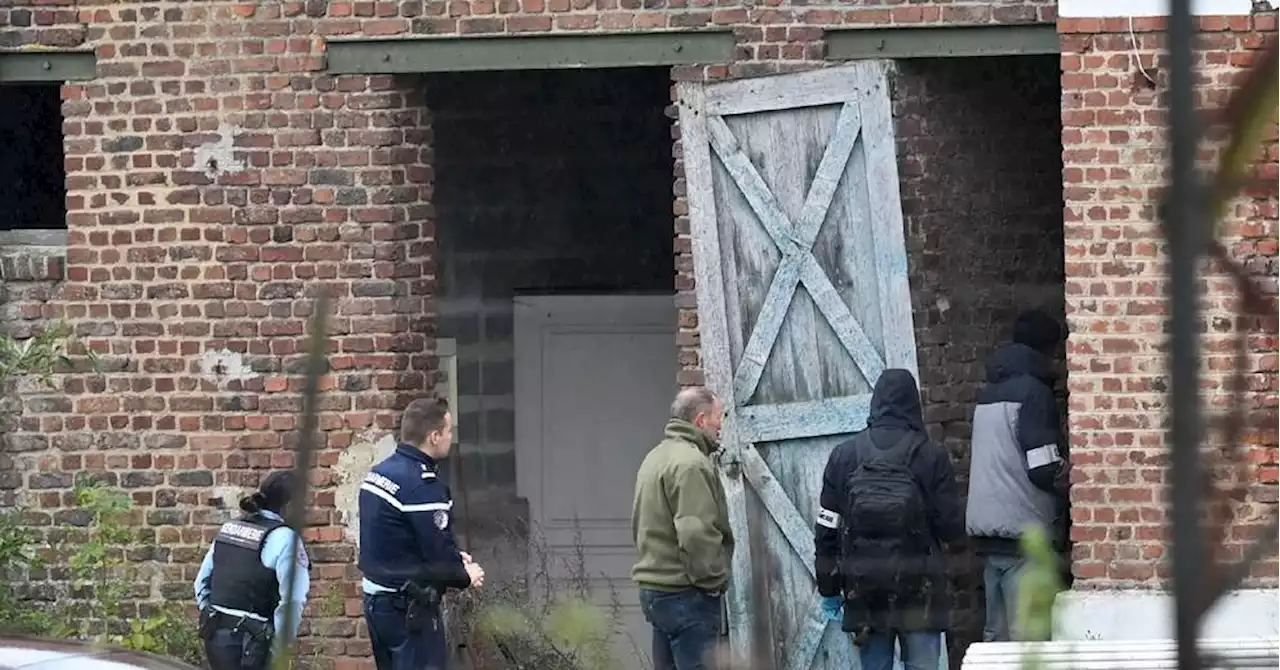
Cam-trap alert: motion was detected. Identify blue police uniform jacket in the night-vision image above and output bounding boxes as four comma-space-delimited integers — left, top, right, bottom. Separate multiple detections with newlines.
359, 443, 470, 593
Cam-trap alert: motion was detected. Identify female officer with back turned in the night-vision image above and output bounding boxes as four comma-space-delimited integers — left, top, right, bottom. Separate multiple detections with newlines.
194, 471, 311, 670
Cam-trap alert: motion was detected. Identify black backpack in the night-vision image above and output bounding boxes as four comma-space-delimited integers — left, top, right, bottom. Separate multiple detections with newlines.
842, 433, 931, 588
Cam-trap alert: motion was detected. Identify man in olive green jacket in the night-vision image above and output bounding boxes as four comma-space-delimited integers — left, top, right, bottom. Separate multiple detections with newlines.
632, 386, 734, 670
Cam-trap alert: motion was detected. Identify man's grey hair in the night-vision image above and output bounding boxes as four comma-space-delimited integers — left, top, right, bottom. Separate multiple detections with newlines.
671, 386, 718, 423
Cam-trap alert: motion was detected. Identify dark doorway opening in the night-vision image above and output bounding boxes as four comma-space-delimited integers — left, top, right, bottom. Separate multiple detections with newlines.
426, 67, 676, 670
0, 84, 66, 232
891, 54, 1067, 666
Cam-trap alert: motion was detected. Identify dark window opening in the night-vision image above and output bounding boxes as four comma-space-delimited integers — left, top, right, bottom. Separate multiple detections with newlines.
0, 84, 67, 231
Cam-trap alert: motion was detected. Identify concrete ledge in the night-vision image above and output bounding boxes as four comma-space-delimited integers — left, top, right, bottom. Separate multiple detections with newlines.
1055, 589, 1280, 641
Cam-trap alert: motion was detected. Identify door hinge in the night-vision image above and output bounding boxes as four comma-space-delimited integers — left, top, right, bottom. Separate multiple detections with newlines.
717, 447, 742, 480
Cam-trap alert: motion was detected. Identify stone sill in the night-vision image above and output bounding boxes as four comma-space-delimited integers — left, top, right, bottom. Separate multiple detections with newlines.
0, 229, 66, 248
1056, 588, 1280, 641
0, 230, 66, 282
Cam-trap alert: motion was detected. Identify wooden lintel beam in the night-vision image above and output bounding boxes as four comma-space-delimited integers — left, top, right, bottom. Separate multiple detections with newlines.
826, 24, 1060, 60
0, 51, 97, 82
324, 30, 736, 74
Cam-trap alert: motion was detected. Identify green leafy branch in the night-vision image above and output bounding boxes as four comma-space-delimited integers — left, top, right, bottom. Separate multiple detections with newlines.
0, 320, 98, 387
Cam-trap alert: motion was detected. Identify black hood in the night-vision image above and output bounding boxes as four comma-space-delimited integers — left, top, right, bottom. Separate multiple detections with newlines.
867, 368, 925, 432
986, 342, 1054, 385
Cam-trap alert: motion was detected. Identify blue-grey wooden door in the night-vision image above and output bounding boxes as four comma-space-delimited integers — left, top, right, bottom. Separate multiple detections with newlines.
676, 62, 920, 670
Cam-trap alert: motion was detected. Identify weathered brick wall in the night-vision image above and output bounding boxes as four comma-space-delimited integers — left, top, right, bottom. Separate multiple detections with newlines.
890, 55, 1067, 659
0, 241, 65, 504
19, 0, 1280, 665
3, 3, 439, 659
1060, 13, 1279, 589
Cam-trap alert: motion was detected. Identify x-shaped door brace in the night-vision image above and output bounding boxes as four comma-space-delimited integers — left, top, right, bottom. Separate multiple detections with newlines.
705, 101, 888, 409
707, 100, 889, 669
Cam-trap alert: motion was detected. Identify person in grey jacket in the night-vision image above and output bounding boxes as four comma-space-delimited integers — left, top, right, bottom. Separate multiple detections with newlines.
965, 309, 1070, 642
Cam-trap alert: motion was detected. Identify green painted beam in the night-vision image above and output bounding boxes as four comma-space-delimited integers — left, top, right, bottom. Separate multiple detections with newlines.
826, 24, 1060, 60
0, 51, 97, 82
325, 30, 736, 74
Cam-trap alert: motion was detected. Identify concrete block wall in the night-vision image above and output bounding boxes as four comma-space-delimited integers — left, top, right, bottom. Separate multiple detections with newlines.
889, 55, 1069, 657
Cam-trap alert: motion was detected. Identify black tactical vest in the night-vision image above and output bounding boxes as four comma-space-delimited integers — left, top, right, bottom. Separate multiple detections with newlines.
208, 515, 286, 618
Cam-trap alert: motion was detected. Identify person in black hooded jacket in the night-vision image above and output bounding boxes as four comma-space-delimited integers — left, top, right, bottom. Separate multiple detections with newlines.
814, 369, 963, 670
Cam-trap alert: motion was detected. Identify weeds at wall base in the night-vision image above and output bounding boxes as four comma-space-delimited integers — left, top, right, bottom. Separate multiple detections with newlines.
445, 521, 647, 670
0, 485, 205, 665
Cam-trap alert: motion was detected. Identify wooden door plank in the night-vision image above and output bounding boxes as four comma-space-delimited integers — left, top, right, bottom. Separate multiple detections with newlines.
706, 116, 804, 256
818, 126, 886, 392
856, 62, 920, 374
735, 395, 872, 443
703, 66, 864, 116
676, 81, 758, 665
740, 445, 817, 576
797, 257, 887, 384
726, 109, 829, 416
786, 605, 834, 670
794, 103, 863, 232
820, 615, 858, 668
705, 107, 882, 405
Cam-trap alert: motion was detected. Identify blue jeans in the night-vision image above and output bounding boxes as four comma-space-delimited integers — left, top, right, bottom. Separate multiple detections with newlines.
364, 593, 448, 670
982, 554, 1027, 642
639, 588, 723, 670
858, 630, 942, 670
204, 627, 270, 670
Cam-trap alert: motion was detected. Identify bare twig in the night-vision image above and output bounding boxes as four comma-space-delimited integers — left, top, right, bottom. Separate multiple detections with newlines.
276, 294, 331, 665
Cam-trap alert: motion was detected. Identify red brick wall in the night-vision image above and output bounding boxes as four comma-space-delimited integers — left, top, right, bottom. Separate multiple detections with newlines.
0, 1, 1052, 664
1059, 12, 1279, 589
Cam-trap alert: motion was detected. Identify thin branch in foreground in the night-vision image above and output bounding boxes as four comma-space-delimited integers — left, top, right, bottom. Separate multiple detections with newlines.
275, 294, 332, 667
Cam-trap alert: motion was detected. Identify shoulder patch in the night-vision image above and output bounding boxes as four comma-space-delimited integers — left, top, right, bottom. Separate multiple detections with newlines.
297, 545, 310, 569
433, 509, 450, 530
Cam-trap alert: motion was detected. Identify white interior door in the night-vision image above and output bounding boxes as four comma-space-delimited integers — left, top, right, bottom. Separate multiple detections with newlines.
515, 294, 680, 669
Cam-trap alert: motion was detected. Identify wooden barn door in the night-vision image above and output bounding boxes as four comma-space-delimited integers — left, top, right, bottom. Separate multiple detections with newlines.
676, 62, 919, 670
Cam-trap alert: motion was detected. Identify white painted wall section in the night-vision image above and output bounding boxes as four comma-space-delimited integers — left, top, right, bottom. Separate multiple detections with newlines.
1058, 0, 1254, 16
1055, 589, 1280, 641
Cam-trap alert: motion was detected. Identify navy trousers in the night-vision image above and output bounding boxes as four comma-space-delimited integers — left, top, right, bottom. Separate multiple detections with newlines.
204, 627, 271, 670
364, 592, 448, 670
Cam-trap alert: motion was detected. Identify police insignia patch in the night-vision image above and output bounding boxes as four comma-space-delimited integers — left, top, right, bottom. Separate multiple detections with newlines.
434, 510, 449, 530
298, 549, 310, 569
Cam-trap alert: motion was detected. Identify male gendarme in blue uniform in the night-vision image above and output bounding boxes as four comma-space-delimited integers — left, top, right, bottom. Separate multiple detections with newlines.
359, 397, 485, 670
194, 471, 310, 670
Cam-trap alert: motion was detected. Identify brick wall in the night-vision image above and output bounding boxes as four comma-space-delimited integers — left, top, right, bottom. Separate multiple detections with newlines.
0, 1, 1053, 662
1060, 13, 1279, 589
0, 239, 65, 504
890, 55, 1068, 657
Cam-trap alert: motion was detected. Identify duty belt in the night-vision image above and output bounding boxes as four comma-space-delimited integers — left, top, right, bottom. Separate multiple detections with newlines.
206, 609, 272, 638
